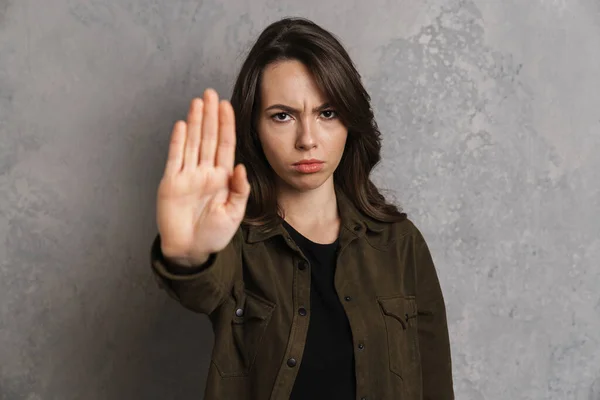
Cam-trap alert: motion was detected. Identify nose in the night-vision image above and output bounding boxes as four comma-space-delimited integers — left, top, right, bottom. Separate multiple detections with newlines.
295, 118, 317, 150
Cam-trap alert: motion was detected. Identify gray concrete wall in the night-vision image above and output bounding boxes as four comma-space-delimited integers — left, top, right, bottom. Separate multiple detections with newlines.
1, 0, 599, 399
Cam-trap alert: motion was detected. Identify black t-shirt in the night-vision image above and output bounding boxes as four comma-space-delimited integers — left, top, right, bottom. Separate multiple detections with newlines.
283, 220, 356, 400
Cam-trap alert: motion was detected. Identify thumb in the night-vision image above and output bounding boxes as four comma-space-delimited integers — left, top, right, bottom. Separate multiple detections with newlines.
225, 164, 250, 218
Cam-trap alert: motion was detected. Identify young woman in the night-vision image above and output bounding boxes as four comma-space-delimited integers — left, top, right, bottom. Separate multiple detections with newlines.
150, 17, 454, 400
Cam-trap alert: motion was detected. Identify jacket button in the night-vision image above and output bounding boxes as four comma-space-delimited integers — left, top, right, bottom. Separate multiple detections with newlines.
287, 358, 297, 367
298, 307, 307, 316
235, 308, 244, 317
344, 296, 352, 302
298, 260, 308, 270
358, 343, 364, 350
361, 397, 368, 400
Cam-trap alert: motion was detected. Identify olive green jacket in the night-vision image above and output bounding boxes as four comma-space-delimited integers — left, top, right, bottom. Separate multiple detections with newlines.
150, 187, 454, 400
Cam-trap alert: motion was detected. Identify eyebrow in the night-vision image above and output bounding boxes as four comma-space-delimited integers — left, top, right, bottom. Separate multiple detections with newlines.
264, 102, 332, 114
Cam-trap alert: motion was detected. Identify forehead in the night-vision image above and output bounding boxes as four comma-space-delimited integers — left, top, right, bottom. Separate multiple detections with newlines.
260, 59, 328, 106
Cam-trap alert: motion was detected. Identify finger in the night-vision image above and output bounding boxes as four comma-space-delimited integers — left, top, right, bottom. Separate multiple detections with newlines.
164, 120, 187, 176
216, 100, 236, 174
225, 164, 250, 219
183, 98, 203, 169
199, 88, 219, 167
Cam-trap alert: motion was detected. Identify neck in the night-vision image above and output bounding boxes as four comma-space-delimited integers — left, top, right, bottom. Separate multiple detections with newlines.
276, 179, 339, 227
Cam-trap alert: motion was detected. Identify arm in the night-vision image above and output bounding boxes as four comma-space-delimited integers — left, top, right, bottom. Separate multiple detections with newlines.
150, 227, 243, 315
414, 227, 455, 399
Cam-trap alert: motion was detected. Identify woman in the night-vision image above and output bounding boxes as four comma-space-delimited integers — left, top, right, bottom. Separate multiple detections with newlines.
151, 17, 454, 400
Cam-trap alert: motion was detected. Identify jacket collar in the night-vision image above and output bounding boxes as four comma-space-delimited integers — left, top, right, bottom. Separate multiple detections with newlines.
245, 185, 386, 244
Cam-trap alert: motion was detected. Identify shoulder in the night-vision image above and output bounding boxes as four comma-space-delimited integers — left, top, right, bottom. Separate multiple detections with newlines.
387, 215, 428, 245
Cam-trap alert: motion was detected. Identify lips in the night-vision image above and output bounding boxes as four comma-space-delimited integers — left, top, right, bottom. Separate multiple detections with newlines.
293, 159, 324, 165
292, 160, 324, 174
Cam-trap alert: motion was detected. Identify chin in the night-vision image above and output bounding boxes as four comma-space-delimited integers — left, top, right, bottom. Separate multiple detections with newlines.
281, 173, 333, 192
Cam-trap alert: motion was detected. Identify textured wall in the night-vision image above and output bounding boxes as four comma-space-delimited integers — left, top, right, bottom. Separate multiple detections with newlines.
1, 0, 599, 399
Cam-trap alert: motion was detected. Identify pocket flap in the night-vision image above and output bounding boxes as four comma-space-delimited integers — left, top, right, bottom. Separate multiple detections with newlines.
377, 296, 418, 329
232, 291, 275, 324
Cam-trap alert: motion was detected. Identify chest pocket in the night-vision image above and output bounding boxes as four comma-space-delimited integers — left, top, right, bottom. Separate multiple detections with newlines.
378, 295, 422, 385
212, 286, 275, 378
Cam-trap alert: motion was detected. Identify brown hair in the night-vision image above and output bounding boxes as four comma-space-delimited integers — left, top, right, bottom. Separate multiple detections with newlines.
230, 17, 405, 227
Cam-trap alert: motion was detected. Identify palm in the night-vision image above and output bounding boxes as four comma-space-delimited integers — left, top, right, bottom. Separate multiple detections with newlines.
156, 90, 250, 263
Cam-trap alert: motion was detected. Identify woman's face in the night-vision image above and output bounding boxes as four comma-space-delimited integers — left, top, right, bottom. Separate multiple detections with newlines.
256, 59, 348, 193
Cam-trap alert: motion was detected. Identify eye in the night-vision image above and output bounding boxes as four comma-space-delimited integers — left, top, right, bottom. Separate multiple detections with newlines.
321, 110, 338, 119
271, 112, 292, 122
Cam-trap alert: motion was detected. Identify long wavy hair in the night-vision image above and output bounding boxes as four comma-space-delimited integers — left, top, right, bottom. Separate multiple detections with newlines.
230, 17, 405, 228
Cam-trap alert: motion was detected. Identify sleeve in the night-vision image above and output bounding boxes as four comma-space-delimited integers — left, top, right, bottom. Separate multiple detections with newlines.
413, 226, 455, 399
149, 227, 243, 315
